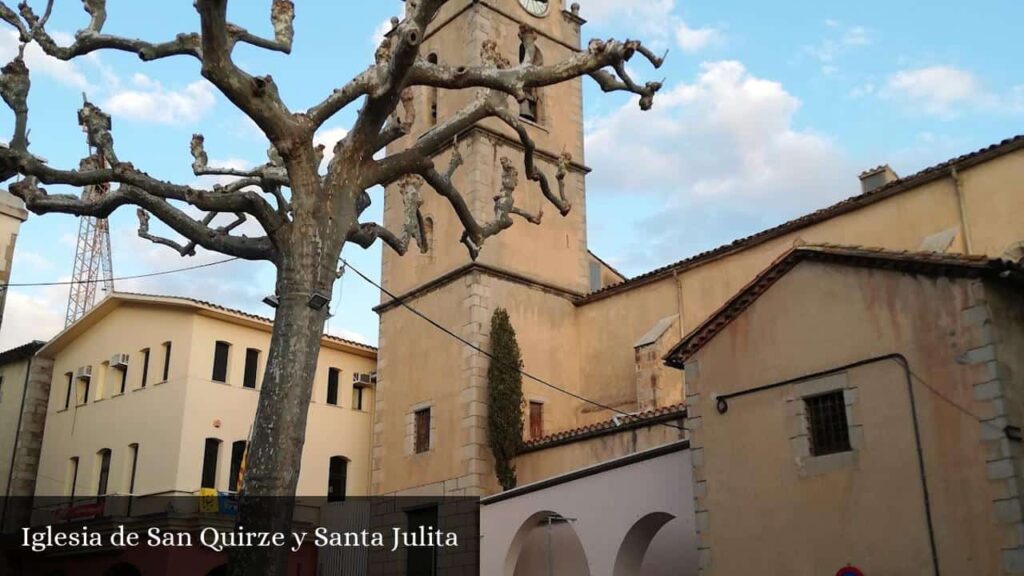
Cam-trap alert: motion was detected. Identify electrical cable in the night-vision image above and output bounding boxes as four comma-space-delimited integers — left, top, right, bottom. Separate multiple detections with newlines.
0, 257, 240, 288
339, 257, 687, 432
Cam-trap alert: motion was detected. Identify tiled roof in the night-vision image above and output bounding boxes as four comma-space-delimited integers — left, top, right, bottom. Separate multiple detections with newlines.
0, 340, 45, 365
112, 292, 377, 352
580, 135, 1024, 304
663, 245, 1024, 367
522, 402, 687, 451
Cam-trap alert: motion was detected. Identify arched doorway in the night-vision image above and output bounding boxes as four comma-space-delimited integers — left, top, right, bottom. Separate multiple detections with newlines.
104, 563, 142, 576
614, 512, 685, 576
505, 510, 590, 576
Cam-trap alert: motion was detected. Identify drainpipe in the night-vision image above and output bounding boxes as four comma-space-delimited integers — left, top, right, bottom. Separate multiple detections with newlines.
1, 356, 34, 530
711, 354, 941, 576
951, 167, 974, 255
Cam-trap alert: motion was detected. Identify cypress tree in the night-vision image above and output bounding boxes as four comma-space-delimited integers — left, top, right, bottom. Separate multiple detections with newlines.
487, 308, 525, 491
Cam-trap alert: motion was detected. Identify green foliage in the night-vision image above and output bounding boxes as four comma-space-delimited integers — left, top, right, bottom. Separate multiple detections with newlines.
487, 307, 525, 491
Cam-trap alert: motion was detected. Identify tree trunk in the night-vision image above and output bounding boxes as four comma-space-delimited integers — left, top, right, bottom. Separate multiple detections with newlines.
228, 144, 347, 576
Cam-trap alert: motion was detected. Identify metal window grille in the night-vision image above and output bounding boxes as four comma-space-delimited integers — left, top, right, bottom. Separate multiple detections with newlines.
415, 408, 431, 454
805, 391, 851, 456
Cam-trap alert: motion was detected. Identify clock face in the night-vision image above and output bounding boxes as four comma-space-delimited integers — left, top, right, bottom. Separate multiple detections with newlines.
519, 0, 549, 17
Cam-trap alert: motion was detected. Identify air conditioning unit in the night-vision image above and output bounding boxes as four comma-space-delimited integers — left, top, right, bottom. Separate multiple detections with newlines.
353, 372, 376, 387
110, 353, 130, 368
75, 365, 93, 380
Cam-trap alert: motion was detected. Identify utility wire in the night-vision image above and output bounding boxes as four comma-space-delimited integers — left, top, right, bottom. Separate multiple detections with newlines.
0, 257, 240, 288
340, 258, 687, 432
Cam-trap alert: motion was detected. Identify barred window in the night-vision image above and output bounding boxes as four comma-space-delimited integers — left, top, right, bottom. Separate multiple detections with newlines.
805, 391, 851, 456
414, 408, 431, 454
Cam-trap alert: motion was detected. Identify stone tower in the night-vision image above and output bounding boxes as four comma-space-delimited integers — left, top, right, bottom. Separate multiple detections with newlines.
0, 189, 28, 333
373, 0, 592, 496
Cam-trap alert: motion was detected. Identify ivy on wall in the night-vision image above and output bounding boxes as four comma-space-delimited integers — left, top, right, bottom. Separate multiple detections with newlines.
487, 308, 525, 491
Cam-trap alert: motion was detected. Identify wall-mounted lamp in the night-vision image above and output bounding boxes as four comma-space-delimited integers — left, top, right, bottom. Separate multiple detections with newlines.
262, 295, 280, 308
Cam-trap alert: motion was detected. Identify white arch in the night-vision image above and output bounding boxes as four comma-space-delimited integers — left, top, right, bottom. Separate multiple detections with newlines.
613, 512, 677, 576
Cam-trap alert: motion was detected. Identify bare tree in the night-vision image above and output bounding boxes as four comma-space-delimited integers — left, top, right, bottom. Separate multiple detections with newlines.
0, 1, 664, 574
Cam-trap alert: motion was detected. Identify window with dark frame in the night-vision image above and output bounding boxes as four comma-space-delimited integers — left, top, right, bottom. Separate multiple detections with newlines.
139, 348, 150, 388
63, 372, 73, 409
326, 368, 340, 406
243, 349, 260, 389
97, 449, 112, 496
0, 375, 4, 402
529, 401, 544, 439
805, 391, 852, 457
212, 341, 230, 383
161, 342, 172, 382
327, 456, 348, 503
68, 457, 79, 500
414, 408, 431, 454
201, 438, 221, 489
229, 440, 247, 493
406, 505, 439, 576
352, 386, 365, 411
127, 443, 139, 495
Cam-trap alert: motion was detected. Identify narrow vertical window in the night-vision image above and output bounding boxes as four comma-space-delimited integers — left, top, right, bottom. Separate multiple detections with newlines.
161, 342, 172, 382
201, 438, 221, 489
414, 408, 431, 454
126, 443, 139, 495
229, 441, 247, 493
243, 349, 260, 389
427, 53, 440, 126
139, 348, 151, 388
0, 375, 4, 403
212, 341, 230, 383
326, 368, 340, 406
63, 373, 73, 409
352, 386, 365, 411
96, 449, 112, 496
529, 401, 544, 439
94, 362, 109, 400
406, 505, 439, 575
67, 457, 79, 499
328, 456, 348, 503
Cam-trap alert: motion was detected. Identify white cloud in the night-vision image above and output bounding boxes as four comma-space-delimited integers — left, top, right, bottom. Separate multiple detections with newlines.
0, 286, 67, 349
585, 60, 853, 268
0, 30, 88, 89
103, 74, 216, 124
315, 127, 349, 172
802, 21, 873, 75
884, 66, 986, 118
577, 0, 720, 53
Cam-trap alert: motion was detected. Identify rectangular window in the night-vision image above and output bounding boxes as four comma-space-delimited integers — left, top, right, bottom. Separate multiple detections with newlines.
97, 449, 112, 496
326, 368, 340, 406
805, 391, 852, 457
201, 438, 221, 489
63, 373, 73, 410
139, 348, 151, 388
161, 342, 172, 382
126, 444, 139, 495
414, 408, 431, 454
212, 341, 230, 383
229, 441, 247, 493
406, 505, 439, 576
0, 375, 5, 403
352, 386, 365, 411
529, 401, 544, 439
76, 375, 90, 406
118, 366, 128, 395
68, 457, 79, 500
243, 349, 260, 389
328, 456, 348, 503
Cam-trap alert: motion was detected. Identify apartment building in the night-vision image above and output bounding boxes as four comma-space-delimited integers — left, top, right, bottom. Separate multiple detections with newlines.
31, 293, 377, 502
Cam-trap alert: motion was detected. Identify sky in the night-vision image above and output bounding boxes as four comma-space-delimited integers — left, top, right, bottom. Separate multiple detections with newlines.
1, 0, 1021, 350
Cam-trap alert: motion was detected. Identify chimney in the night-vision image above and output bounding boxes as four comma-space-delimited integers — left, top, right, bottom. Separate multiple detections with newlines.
859, 165, 899, 194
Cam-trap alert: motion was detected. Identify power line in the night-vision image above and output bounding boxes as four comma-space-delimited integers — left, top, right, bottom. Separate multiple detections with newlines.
340, 258, 687, 432
1, 257, 240, 289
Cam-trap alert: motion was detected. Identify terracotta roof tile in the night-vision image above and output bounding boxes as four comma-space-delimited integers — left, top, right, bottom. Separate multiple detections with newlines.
663, 245, 1024, 367
522, 402, 687, 451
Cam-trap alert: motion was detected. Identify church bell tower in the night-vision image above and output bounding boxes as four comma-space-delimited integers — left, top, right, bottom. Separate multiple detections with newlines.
373, 0, 591, 497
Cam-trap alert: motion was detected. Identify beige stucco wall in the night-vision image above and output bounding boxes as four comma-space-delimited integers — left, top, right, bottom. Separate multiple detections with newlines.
0, 355, 31, 498
683, 262, 1018, 575
34, 298, 376, 499
575, 147, 1024, 419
